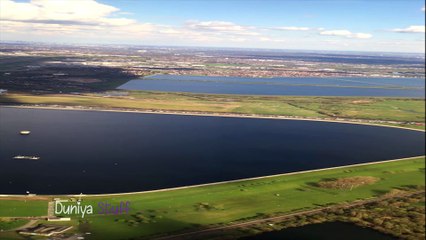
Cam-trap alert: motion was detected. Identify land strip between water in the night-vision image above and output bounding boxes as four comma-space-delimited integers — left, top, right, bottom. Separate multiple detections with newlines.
1, 104, 424, 133
0, 91, 424, 129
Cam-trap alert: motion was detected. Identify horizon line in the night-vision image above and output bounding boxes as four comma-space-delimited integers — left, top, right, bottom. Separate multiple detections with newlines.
1, 40, 425, 56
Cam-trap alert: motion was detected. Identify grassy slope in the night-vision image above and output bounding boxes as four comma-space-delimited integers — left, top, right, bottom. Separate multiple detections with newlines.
0, 219, 29, 231
0, 201, 47, 217
0, 92, 425, 122
1, 158, 424, 239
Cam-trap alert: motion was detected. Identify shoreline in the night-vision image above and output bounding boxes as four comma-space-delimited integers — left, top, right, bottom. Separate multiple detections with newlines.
0, 156, 424, 198
70, 156, 426, 198
1, 104, 424, 133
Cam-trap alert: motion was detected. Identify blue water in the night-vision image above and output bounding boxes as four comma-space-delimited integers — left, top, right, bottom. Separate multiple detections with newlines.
118, 75, 425, 97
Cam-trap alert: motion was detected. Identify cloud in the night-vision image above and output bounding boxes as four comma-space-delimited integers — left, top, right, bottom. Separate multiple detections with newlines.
0, 0, 166, 39
391, 25, 425, 33
259, 37, 285, 43
0, 0, 130, 26
271, 26, 310, 31
319, 30, 372, 39
5, 19, 100, 26
422, 6, 425, 12
1, 0, 422, 52
185, 20, 260, 36
0, 0, 263, 45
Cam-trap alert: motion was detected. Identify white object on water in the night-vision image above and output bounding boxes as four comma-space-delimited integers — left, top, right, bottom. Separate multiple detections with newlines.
13, 156, 40, 160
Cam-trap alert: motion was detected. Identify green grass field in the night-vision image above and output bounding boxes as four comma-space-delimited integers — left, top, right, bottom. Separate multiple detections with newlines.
1, 158, 424, 239
1, 91, 425, 123
0, 219, 29, 231
0, 201, 47, 217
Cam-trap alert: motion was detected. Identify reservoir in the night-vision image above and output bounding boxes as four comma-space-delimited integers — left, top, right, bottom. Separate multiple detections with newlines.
118, 75, 425, 97
0, 107, 424, 194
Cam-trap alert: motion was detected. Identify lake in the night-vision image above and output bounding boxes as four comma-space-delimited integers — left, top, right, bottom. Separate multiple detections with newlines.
0, 107, 424, 194
118, 75, 425, 97
239, 222, 397, 240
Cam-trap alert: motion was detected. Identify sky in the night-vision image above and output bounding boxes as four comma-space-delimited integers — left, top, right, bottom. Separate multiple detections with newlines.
0, 0, 425, 53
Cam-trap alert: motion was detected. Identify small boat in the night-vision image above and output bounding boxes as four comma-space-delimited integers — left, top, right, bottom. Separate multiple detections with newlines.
13, 156, 40, 160
20, 130, 31, 135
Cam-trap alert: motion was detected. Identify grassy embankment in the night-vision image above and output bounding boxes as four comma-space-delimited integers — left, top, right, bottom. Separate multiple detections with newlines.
0, 157, 424, 239
0, 91, 424, 128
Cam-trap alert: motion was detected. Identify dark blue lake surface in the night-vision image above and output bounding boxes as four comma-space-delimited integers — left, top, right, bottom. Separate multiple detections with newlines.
0, 107, 424, 194
240, 222, 397, 240
118, 75, 425, 97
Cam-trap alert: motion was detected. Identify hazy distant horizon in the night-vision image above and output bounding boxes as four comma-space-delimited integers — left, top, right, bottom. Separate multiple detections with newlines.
1, 40, 425, 56
0, 0, 424, 53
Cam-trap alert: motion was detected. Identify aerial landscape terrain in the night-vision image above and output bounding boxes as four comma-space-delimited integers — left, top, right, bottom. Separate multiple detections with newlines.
0, 0, 425, 240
